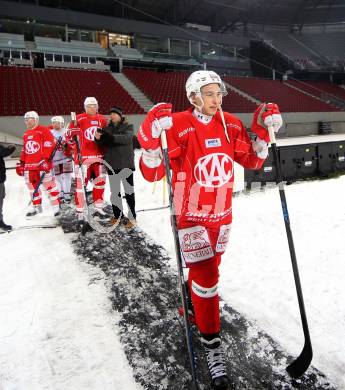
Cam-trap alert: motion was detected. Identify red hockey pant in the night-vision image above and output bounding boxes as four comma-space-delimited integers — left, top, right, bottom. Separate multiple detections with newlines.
74, 162, 106, 213
24, 170, 60, 207
188, 255, 221, 335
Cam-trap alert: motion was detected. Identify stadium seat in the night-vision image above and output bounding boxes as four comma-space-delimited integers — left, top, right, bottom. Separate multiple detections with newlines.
224, 76, 340, 112
0, 66, 144, 116
123, 68, 257, 113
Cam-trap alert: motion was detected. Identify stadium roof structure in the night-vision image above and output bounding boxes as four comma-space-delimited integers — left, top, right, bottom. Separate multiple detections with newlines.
5, 0, 345, 31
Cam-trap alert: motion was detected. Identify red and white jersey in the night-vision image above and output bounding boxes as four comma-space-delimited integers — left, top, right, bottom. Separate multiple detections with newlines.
139, 108, 266, 229
20, 125, 57, 171
50, 127, 72, 165
68, 113, 107, 162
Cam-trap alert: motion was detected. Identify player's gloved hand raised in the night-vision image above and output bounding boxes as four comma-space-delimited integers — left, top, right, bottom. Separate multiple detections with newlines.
251, 103, 283, 142
65, 128, 80, 143
138, 103, 173, 150
39, 159, 52, 173
16, 161, 24, 177
150, 103, 173, 137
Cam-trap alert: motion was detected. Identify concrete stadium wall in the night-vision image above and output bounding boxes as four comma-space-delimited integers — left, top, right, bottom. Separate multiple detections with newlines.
1, 112, 345, 142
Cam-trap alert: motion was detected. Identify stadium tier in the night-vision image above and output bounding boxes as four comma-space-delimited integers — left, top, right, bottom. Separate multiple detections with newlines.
123, 68, 257, 113
0, 66, 144, 116
299, 33, 345, 66
224, 76, 341, 112
1, 66, 344, 116
286, 80, 345, 102
123, 68, 190, 112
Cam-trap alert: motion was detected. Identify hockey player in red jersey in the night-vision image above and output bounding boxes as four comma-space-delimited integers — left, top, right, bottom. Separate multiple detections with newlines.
17, 111, 61, 217
66, 97, 107, 225
50, 116, 73, 204
137, 70, 283, 389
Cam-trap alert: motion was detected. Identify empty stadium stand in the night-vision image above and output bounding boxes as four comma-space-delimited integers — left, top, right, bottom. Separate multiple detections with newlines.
123, 68, 257, 113
257, 31, 345, 71
0, 66, 144, 116
35, 37, 107, 57
299, 33, 345, 66
224, 76, 340, 112
287, 80, 345, 103
110, 45, 143, 60
257, 31, 327, 69
0, 33, 26, 50
2, 65, 343, 117
124, 68, 190, 112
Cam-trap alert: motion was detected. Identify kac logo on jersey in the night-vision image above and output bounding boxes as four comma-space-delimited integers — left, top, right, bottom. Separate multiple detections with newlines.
194, 153, 233, 188
25, 140, 40, 154
84, 126, 98, 141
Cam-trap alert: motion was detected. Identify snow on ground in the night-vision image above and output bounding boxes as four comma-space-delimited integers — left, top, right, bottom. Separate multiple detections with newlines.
2, 156, 345, 389
0, 170, 142, 390
135, 168, 345, 389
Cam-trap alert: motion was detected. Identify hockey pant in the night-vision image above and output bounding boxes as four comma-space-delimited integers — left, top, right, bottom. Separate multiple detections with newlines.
53, 161, 73, 197
179, 224, 231, 335
74, 162, 106, 214
24, 170, 60, 207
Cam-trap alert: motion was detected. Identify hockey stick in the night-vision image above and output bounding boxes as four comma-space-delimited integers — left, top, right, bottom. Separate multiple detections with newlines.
28, 137, 62, 207
70, 112, 92, 233
268, 125, 313, 378
136, 205, 170, 213
160, 130, 199, 390
0, 224, 58, 234
70, 113, 113, 235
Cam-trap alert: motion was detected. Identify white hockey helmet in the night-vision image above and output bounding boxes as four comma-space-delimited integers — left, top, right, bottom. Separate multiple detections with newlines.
51, 116, 65, 126
84, 97, 98, 108
185, 70, 227, 103
24, 111, 39, 122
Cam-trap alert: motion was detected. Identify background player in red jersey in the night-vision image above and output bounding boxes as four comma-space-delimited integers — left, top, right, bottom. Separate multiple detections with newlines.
17, 111, 61, 217
66, 97, 108, 226
137, 70, 283, 389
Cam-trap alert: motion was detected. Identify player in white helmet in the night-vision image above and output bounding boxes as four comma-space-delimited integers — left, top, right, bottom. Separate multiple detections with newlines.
137, 70, 283, 389
50, 116, 73, 203
24, 111, 39, 128
65, 97, 107, 231
17, 111, 61, 217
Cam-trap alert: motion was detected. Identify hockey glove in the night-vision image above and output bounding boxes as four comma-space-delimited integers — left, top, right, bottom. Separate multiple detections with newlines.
139, 148, 165, 182
138, 103, 173, 150
16, 161, 24, 177
252, 137, 269, 159
65, 128, 81, 144
251, 103, 282, 143
39, 159, 52, 173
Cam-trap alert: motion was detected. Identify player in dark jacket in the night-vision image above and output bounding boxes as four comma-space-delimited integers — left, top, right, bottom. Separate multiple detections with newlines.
0, 143, 16, 231
95, 107, 139, 228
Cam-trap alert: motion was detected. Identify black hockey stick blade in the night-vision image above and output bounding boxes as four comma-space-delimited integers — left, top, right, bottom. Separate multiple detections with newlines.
286, 339, 313, 378
81, 222, 93, 236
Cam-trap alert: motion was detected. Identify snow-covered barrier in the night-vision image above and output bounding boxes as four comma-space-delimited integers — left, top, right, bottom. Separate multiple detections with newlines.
59, 207, 337, 390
